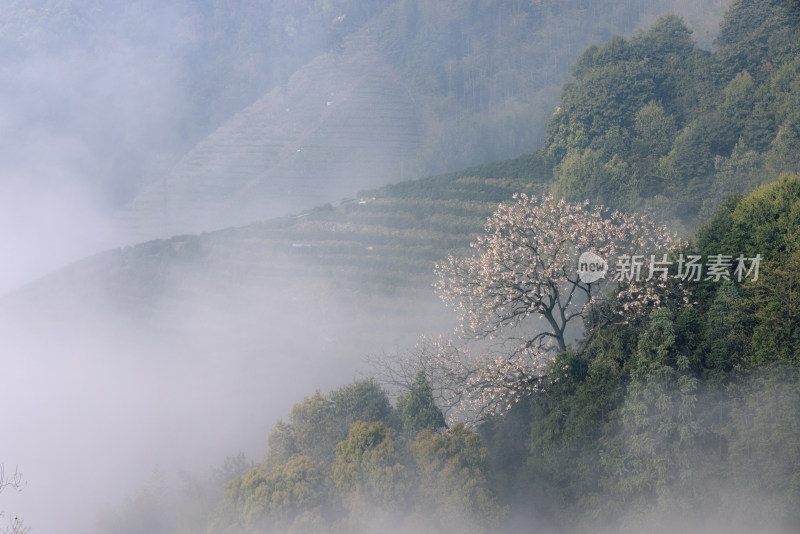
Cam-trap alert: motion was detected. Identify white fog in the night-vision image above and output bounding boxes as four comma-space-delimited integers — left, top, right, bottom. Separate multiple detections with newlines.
5, 1, 799, 533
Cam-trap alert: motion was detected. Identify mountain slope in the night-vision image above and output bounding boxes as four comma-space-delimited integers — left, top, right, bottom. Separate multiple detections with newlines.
119, 47, 423, 240
17, 156, 551, 323
114, 0, 732, 240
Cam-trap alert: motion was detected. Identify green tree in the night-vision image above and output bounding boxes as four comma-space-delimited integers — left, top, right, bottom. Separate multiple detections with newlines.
544, 15, 704, 165
763, 58, 800, 175
331, 421, 406, 506
525, 349, 626, 525
633, 101, 676, 160
697, 174, 800, 363
602, 309, 700, 513
411, 424, 504, 531
396, 370, 446, 439
266, 380, 396, 465
328, 380, 397, 434
268, 391, 334, 464
697, 281, 753, 377
554, 148, 639, 209
750, 234, 800, 363
700, 140, 765, 219
211, 455, 327, 534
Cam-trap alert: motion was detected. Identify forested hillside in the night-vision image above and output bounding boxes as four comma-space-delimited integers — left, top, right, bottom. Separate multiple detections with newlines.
76, 1, 800, 533
546, 0, 800, 228
190, 168, 800, 531
92, 174, 800, 533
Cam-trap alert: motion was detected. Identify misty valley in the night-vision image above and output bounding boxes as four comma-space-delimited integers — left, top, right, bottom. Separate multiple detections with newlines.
1, 1, 800, 533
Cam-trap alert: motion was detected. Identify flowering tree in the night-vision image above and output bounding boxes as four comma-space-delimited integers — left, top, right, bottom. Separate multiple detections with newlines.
437, 193, 682, 351
375, 193, 687, 421
432, 194, 686, 419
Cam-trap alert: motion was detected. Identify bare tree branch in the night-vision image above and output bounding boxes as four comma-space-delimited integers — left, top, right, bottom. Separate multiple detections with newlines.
0, 465, 25, 494
0, 465, 30, 534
